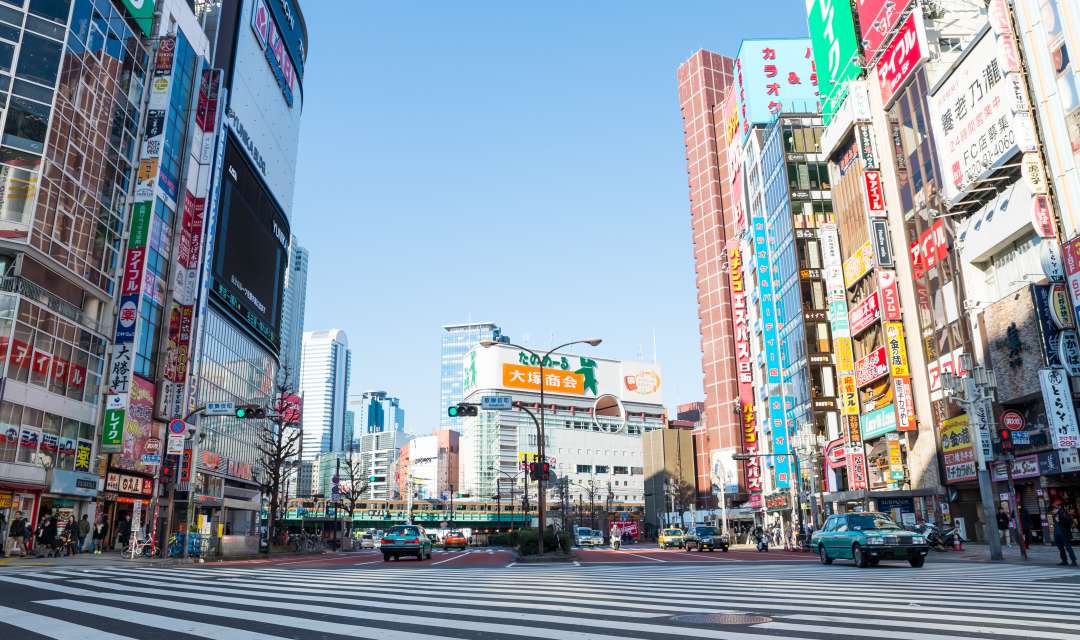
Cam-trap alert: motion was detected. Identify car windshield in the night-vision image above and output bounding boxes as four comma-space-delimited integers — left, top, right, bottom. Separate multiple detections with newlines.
695, 527, 718, 536
361, 534, 372, 539
848, 514, 902, 531
663, 529, 682, 536
448, 531, 463, 537
576, 528, 591, 535
387, 526, 420, 536
591, 530, 602, 536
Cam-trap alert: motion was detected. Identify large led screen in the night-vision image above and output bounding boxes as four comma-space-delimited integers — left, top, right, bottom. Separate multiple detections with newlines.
211, 134, 289, 351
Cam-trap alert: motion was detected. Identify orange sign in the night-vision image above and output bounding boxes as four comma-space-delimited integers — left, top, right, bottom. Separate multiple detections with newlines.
502, 364, 585, 395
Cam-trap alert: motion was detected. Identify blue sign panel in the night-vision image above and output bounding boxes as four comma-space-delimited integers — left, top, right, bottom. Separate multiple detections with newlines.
753, 216, 781, 385
114, 294, 140, 345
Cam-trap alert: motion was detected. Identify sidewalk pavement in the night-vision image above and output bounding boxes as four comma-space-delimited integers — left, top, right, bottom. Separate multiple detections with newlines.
931, 542, 1080, 567
0, 551, 176, 570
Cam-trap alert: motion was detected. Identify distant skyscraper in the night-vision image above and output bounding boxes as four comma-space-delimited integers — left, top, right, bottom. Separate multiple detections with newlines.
440, 322, 507, 429
280, 238, 309, 381
348, 391, 405, 437
299, 330, 352, 460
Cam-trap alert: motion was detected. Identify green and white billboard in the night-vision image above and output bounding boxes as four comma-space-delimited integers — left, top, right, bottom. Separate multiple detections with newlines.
120, 0, 156, 38
806, 0, 862, 124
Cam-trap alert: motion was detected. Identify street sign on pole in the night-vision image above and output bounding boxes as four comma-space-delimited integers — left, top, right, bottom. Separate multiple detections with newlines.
166, 434, 184, 455
480, 395, 513, 411
204, 401, 236, 416
167, 418, 187, 435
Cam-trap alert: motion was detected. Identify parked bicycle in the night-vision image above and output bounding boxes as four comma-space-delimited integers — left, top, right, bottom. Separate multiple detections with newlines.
166, 532, 204, 558
290, 533, 325, 553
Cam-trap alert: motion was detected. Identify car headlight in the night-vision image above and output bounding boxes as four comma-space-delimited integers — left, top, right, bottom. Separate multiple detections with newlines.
912, 536, 926, 544
866, 537, 885, 545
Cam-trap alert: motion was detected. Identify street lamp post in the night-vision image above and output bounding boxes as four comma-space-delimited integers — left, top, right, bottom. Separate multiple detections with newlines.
496, 469, 521, 531
480, 337, 602, 557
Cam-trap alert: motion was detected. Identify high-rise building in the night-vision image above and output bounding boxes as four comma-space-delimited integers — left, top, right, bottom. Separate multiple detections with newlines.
348, 390, 405, 437
676, 51, 740, 508
643, 428, 697, 530
440, 322, 506, 430
299, 330, 351, 460
0, 0, 155, 533
279, 238, 309, 380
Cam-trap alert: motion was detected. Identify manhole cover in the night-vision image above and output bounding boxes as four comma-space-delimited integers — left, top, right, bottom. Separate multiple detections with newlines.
671, 613, 773, 625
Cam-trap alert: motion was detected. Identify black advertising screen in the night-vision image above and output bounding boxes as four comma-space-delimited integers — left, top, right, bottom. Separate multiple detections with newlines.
211, 134, 289, 350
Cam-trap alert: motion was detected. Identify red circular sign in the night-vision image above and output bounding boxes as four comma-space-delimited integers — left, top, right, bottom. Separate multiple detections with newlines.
1002, 410, 1025, 431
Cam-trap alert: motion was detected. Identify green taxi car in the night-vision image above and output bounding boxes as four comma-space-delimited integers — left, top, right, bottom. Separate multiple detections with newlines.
380, 524, 433, 561
812, 512, 929, 568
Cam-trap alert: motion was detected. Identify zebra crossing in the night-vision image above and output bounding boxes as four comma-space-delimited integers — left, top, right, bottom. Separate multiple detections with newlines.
0, 560, 1075, 639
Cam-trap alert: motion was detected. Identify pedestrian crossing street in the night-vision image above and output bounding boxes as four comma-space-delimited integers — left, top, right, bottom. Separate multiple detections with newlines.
0, 560, 1076, 639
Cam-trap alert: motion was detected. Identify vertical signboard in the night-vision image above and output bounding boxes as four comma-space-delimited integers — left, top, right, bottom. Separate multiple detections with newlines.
734, 38, 819, 136
875, 8, 929, 108
1040, 368, 1080, 449
806, 0, 861, 123
103, 36, 176, 452
857, 0, 914, 62
753, 216, 781, 384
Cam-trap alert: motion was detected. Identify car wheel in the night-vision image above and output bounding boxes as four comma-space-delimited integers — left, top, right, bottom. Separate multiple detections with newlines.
818, 545, 833, 565
853, 545, 869, 568
909, 554, 926, 568
869, 559, 880, 566
382, 553, 390, 562
722, 546, 729, 552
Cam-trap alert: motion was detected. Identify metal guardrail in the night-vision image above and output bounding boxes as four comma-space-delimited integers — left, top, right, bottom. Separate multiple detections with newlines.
0, 276, 103, 333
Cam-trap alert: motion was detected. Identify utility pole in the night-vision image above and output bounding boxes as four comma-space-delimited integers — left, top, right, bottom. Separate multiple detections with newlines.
942, 356, 1002, 561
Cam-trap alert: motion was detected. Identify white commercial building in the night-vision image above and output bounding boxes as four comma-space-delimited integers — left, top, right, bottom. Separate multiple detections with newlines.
299, 330, 351, 460
459, 344, 665, 505
357, 429, 412, 500
279, 239, 309, 380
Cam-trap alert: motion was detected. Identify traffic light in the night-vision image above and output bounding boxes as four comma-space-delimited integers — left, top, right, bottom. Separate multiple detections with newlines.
235, 404, 267, 419
999, 428, 1014, 454
447, 403, 478, 417
528, 461, 551, 481
162, 458, 177, 482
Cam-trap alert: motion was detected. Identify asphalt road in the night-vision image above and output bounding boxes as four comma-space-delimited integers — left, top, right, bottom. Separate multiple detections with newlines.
0, 549, 1076, 639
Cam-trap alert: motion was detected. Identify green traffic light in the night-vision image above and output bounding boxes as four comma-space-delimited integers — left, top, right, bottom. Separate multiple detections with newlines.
235, 407, 247, 418
448, 405, 459, 417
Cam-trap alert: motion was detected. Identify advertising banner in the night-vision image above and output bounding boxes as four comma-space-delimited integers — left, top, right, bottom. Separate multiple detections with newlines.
843, 240, 875, 288
734, 39, 819, 135
74, 439, 93, 472
893, 376, 916, 431
871, 219, 893, 266
118, 0, 156, 38
855, 346, 889, 387
466, 344, 663, 405
858, 0, 915, 62
911, 220, 949, 279
864, 171, 886, 216
1065, 237, 1080, 325
742, 402, 762, 493
877, 270, 902, 320
806, 0, 861, 123
857, 124, 879, 170
1040, 368, 1080, 449
824, 438, 846, 470
769, 396, 793, 489
847, 441, 869, 490
861, 403, 898, 440
112, 376, 161, 476
941, 415, 977, 483
753, 216, 782, 384
875, 8, 928, 107
884, 322, 909, 377
849, 291, 881, 336
728, 247, 754, 389
886, 432, 905, 481
839, 374, 859, 415
928, 28, 1036, 205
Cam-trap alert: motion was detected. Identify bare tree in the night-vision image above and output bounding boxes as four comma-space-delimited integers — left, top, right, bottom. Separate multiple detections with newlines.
254, 368, 303, 556
337, 445, 369, 541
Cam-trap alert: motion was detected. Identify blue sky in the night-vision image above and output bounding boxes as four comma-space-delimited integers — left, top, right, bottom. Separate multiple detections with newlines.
291, 1, 811, 434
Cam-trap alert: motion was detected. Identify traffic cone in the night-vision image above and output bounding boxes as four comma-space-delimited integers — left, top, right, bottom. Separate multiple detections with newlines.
953, 535, 963, 552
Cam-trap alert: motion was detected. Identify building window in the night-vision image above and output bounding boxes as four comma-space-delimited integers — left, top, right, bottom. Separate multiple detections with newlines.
595, 465, 609, 474
613, 466, 628, 475
134, 300, 162, 378
576, 464, 591, 474
631, 467, 643, 475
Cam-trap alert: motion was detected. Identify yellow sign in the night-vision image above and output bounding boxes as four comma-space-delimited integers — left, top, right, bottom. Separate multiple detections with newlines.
940, 415, 972, 453
834, 337, 854, 372
884, 322, 909, 377
0, 493, 12, 509
843, 241, 875, 288
137, 158, 159, 183
517, 452, 540, 463
502, 364, 585, 395
839, 375, 859, 415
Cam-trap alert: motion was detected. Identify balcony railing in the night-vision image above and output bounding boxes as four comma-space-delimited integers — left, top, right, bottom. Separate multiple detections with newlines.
0, 276, 104, 334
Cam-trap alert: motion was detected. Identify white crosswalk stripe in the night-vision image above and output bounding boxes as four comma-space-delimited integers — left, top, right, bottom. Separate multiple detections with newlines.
0, 560, 1075, 639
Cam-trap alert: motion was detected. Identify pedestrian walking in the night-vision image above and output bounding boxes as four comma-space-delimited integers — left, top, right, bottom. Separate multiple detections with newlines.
996, 508, 1011, 547
91, 519, 107, 554
37, 514, 58, 558
1052, 505, 1077, 567
5, 511, 26, 556
77, 515, 90, 553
